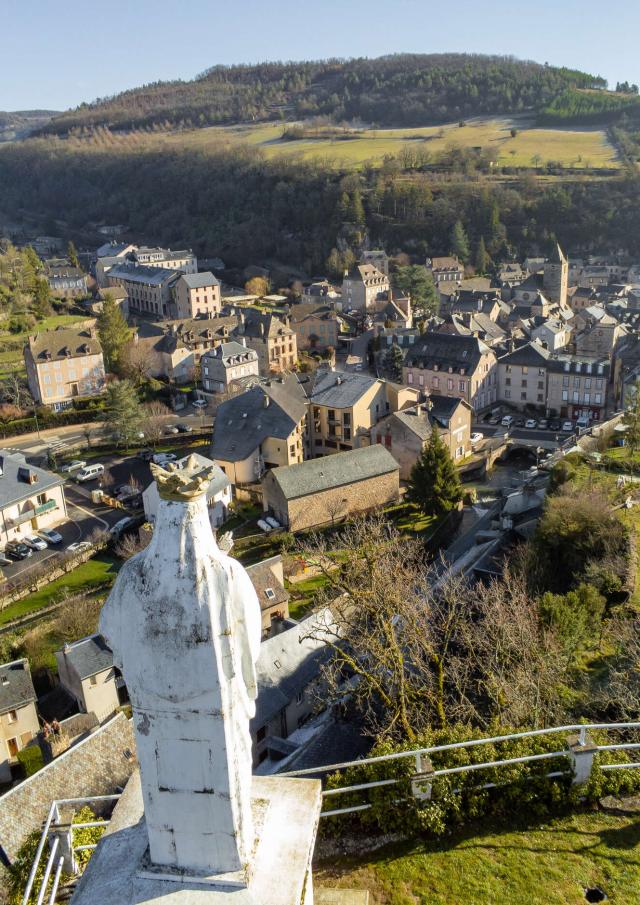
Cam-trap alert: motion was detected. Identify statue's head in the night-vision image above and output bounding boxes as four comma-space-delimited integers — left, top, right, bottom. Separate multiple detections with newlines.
151, 455, 215, 502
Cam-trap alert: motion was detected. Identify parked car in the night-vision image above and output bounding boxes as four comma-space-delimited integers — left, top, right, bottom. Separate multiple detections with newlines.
60, 459, 86, 474
39, 528, 63, 545
165, 426, 179, 435
549, 420, 561, 431
538, 418, 549, 430
525, 418, 538, 429
561, 421, 574, 432
24, 535, 48, 551
75, 463, 105, 483
470, 432, 483, 444
501, 415, 514, 428
67, 541, 92, 555
5, 541, 32, 560
576, 415, 590, 430
488, 415, 500, 424
192, 399, 207, 408
176, 423, 193, 433
152, 452, 178, 466
109, 517, 136, 539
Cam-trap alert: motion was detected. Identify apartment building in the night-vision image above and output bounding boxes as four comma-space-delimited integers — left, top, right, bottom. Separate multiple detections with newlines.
173, 272, 221, 319
402, 333, 498, 412
0, 659, 39, 782
0, 453, 67, 548
132, 246, 197, 273
25, 322, 106, 409
341, 263, 390, 313
497, 341, 551, 411
106, 263, 180, 317
546, 355, 610, 421
235, 312, 297, 374
45, 264, 88, 298
308, 369, 417, 455
201, 342, 259, 394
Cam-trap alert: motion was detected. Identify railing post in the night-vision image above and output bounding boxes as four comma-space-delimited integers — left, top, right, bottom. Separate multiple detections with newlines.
48, 825, 77, 876
567, 732, 598, 786
411, 753, 435, 801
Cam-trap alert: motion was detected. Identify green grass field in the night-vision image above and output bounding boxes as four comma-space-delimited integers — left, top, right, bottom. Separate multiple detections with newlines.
316, 810, 640, 905
71, 115, 620, 171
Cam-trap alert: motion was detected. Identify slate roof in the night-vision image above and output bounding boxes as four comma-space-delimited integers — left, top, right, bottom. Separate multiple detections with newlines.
498, 341, 551, 368
429, 394, 470, 423
289, 303, 337, 323
201, 341, 257, 368
0, 658, 36, 715
344, 263, 387, 284
251, 609, 335, 730
389, 407, 433, 442
96, 242, 131, 258
245, 556, 289, 615
238, 312, 293, 340
211, 379, 306, 463
0, 451, 64, 511
27, 323, 102, 363
430, 256, 463, 271
58, 635, 113, 680
106, 263, 180, 286
309, 370, 378, 408
405, 333, 490, 375
268, 445, 398, 501
179, 271, 220, 289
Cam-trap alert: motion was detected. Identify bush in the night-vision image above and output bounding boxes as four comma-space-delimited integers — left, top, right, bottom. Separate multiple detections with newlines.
16, 744, 44, 778
323, 723, 640, 839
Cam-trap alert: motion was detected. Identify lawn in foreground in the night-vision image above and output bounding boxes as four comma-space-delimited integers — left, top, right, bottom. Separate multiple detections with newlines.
315, 810, 640, 905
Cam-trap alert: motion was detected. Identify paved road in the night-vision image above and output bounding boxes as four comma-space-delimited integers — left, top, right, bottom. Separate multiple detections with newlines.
475, 424, 575, 444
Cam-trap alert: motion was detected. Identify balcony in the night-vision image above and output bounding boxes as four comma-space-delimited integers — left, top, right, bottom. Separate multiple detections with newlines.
6, 500, 58, 528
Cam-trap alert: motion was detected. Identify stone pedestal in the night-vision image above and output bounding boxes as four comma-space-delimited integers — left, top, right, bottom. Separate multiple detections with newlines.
71, 771, 323, 905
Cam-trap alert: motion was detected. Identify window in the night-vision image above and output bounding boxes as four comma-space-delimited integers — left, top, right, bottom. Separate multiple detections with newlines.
563, 376, 569, 387
574, 378, 580, 388
522, 367, 528, 375
537, 394, 544, 402
37, 493, 47, 506
562, 390, 568, 401
505, 378, 511, 386
447, 379, 453, 391
342, 413, 351, 426
343, 428, 351, 441
585, 378, 591, 389
521, 380, 527, 388
504, 389, 511, 399
505, 365, 512, 373
584, 393, 590, 404
538, 381, 544, 390
538, 368, 545, 377
432, 377, 439, 389
7, 710, 17, 724
595, 394, 602, 404
265, 588, 276, 601
573, 391, 579, 403
407, 373, 413, 384
6, 738, 18, 757
458, 381, 465, 392
521, 392, 527, 401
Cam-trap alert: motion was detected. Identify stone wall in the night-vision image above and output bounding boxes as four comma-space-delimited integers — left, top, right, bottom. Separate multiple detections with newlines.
0, 713, 135, 859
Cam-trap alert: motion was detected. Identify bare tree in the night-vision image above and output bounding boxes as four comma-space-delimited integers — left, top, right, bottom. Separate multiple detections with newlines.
140, 400, 170, 447
121, 340, 155, 386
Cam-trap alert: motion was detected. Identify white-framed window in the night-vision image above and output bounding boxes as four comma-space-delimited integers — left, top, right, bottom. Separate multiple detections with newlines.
407, 373, 413, 384
562, 390, 568, 401
7, 710, 17, 724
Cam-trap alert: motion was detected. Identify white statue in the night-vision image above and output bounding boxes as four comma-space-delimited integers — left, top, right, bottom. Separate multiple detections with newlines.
99, 457, 262, 877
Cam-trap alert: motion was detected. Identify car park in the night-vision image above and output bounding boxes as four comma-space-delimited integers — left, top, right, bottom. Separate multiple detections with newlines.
525, 418, 538, 429
75, 463, 105, 483
5, 541, 32, 560
470, 432, 483, 444
176, 423, 193, 433
60, 459, 87, 474
24, 535, 48, 551
67, 541, 92, 555
562, 421, 574, 432
39, 528, 63, 545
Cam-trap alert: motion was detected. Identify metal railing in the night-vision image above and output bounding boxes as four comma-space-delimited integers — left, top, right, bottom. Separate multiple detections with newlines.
22, 794, 120, 905
280, 721, 640, 818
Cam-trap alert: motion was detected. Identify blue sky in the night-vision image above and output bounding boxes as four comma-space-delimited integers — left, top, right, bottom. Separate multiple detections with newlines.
3, 0, 639, 111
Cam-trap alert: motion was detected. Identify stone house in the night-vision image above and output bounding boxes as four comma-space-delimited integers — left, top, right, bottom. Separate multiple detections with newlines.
211, 377, 307, 485
201, 341, 259, 394
403, 333, 498, 412
497, 341, 551, 412
531, 318, 571, 352
143, 454, 231, 527
25, 322, 106, 409
341, 263, 390, 313
371, 396, 473, 479
106, 263, 180, 318
133, 316, 239, 383
173, 272, 221, 320
574, 312, 623, 358
262, 444, 400, 532
0, 658, 39, 782
234, 312, 297, 374
0, 452, 68, 548
245, 556, 290, 636
426, 256, 464, 286
288, 303, 340, 352
546, 355, 610, 421
307, 368, 418, 456
55, 635, 125, 724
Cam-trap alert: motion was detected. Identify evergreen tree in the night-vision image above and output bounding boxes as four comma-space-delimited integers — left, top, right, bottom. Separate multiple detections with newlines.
33, 277, 53, 318
97, 293, 132, 373
474, 236, 489, 274
407, 429, 463, 517
349, 189, 365, 225
385, 343, 404, 381
104, 379, 143, 448
392, 265, 438, 315
67, 241, 80, 268
623, 379, 640, 454
450, 220, 470, 263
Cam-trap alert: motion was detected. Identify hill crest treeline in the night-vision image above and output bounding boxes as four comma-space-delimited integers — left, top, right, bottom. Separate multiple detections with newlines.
43, 53, 607, 134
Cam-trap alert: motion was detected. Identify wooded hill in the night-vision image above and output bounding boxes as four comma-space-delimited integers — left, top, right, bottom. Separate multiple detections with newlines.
42, 54, 609, 134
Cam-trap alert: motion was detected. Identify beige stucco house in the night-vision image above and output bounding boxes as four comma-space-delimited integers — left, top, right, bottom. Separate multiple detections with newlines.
0, 658, 39, 782
173, 272, 221, 320
55, 635, 125, 724
341, 263, 390, 313
289, 303, 340, 352
245, 556, 290, 636
0, 453, 67, 548
403, 333, 498, 412
235, 312, 297, 374
25, 322, 106, 410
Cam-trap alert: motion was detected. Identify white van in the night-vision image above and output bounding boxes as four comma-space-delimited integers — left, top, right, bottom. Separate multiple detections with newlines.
501, 415, 514, 428
75, 463, 105, 483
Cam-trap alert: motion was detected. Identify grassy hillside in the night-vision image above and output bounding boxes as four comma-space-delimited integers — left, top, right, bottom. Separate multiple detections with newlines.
316, 810, 640, 905
42, 54, 606, 134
